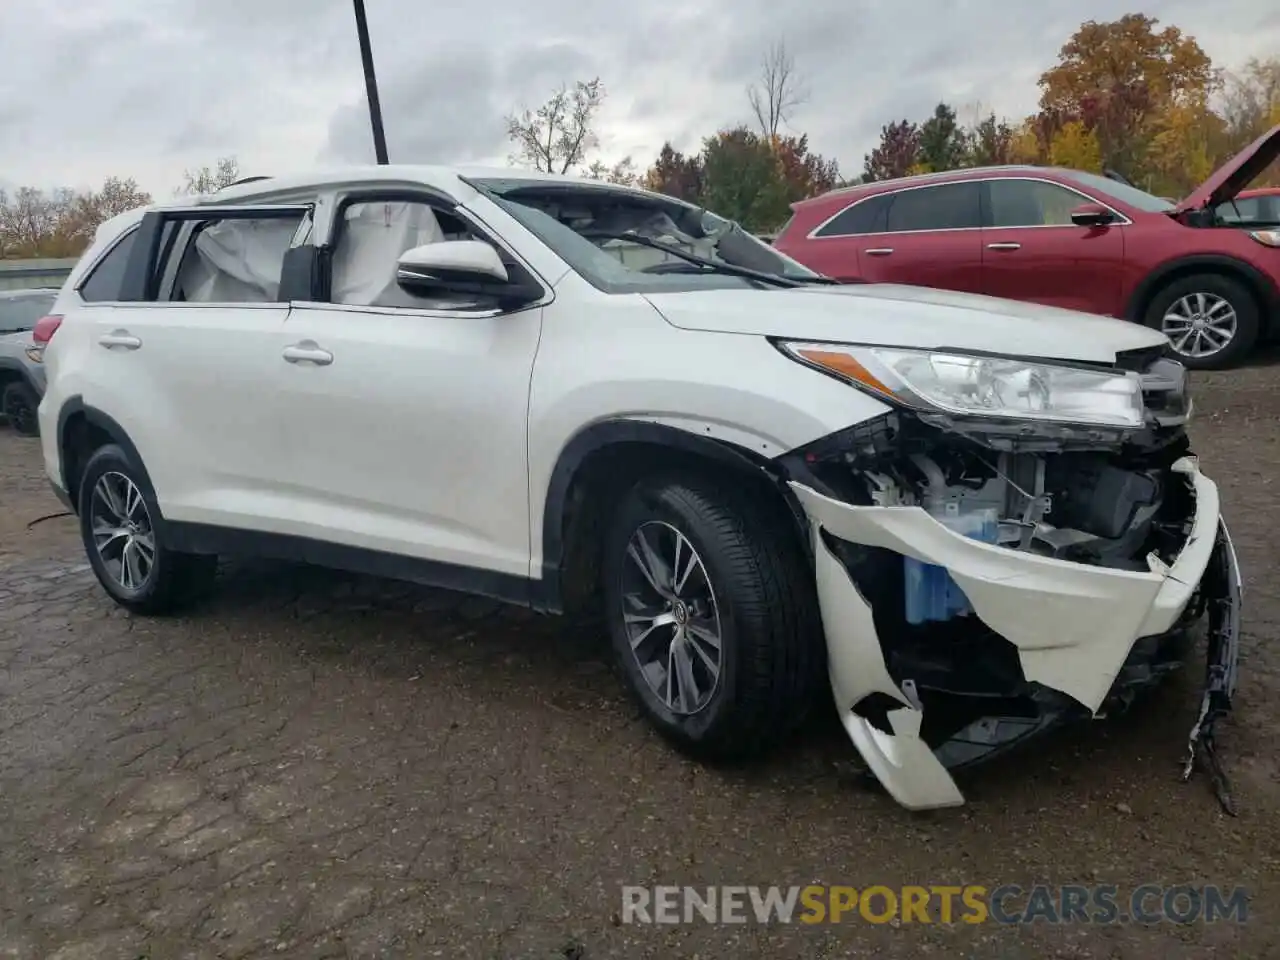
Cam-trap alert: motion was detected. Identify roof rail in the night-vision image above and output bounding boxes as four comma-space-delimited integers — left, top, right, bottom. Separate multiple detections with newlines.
220, 176, 272, 189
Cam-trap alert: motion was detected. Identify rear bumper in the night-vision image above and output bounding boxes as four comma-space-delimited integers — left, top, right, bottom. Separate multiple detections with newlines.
789, 455, 1238, 810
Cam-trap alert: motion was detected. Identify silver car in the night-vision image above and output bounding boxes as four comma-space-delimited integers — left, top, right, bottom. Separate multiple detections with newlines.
0, 288, 57, 437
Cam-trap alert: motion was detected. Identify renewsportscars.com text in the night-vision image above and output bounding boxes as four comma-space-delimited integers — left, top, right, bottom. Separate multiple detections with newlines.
620, 884, 1250, 925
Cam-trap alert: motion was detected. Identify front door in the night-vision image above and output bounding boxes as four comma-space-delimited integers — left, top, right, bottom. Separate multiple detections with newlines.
980, 178, 1127, 315
269, 195, 544, 579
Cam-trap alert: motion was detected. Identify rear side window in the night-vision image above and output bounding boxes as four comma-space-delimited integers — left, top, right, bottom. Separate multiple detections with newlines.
814, 193, 891, 237
79, 229, 139, 302
885, 183, 981, 232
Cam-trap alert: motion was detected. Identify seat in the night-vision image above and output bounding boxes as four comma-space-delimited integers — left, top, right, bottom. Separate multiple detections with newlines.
177, 218, 299, 302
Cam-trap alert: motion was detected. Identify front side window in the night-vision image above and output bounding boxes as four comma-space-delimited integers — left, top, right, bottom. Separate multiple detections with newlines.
884, 182, 981, 232
326, 199, 505, 310
1216, 195, 1279, 224
1061, 171, 1174, 213
987, 180, 1090, 227
473, 178, 824, 294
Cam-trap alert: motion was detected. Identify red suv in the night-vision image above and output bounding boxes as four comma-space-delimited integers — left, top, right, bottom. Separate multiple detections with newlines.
775, 125, 1280, 369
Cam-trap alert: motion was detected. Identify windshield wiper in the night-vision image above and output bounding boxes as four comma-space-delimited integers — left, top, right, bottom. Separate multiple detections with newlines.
584, 231, 803, 288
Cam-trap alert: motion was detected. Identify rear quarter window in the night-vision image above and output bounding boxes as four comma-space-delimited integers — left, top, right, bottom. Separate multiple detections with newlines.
813, 192, 891, 237
79, 228, 140, 302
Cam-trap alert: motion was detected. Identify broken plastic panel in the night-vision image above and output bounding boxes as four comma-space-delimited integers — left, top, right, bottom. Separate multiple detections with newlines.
903, 505, 998, 624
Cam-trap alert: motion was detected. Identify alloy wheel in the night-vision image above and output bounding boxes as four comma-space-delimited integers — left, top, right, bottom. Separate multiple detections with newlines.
3, 391, 36, 436
1161, 293, 1238, 360
90, 471, 156, 593
619, 520, 723, 715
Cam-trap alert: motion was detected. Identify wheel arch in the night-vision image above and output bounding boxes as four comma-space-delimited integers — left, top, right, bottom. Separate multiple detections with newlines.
1126, 254, 1280, 336
55, 396, 156, 514
538, 419, 812, 614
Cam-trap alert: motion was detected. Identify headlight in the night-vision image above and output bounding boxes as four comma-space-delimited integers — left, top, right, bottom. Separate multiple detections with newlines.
1249, 229, 1280, 248
779, 342, 1145, 428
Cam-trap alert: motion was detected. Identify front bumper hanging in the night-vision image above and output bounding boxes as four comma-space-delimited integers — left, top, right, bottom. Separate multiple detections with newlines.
789, 455, 1243, 812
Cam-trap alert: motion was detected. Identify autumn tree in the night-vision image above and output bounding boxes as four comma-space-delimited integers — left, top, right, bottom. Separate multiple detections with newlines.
177, 157, 241, 195
1048, 121, 1103, 172
1036, 14, 1218, 178
917, 103, 967, 172
964, 112, 1019, 166
1220, 57, 1280, 183
747, 40, 808, 140
643, 144, 704, 202
862, 120, 921, 181
1, 177, 152, 259
697, 128, 792, 232
773, 134, 840, 198
584, 156, 640, 186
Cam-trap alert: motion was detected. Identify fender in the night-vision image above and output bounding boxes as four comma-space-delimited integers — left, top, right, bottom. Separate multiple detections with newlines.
1126, 254, 1280, 331
537, 419, 811, 610
54, 395, 158, 514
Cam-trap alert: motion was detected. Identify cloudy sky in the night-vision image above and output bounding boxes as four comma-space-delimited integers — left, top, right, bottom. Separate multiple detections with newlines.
1, 0, 1277, 197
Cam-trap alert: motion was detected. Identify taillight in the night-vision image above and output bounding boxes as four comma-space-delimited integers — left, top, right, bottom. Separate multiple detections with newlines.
32, 314, 62, 344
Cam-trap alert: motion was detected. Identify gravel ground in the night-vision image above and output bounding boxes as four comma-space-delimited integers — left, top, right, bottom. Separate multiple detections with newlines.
0, 358, 1277, 959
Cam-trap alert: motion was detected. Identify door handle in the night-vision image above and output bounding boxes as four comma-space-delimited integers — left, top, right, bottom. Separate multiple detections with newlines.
864, 248, 894, 256
986, 242, 1022, 251
282, 341, 333, 366
98, 329, 141, 350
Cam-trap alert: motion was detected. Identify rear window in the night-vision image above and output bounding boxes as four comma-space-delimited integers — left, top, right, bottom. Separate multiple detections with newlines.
79, 228, 140, 302
0, 293, 56, 333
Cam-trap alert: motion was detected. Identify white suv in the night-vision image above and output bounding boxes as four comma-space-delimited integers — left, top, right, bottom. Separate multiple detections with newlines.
35, 167, 1242, 811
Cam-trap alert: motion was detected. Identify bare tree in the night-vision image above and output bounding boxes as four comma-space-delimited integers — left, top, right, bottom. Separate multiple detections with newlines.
176, 156, 241, 196
747, 41, 808, 139
505, 79, 607, 174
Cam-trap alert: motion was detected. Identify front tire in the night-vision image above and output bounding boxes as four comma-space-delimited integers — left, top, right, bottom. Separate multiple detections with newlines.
78, 444, 217, 614
602, 473, 821, 762
1143, 273, 1259, 370
1, 380, 40, 437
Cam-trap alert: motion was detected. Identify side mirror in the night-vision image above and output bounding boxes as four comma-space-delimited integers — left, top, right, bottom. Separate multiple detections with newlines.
396, 240, 510, 288
1070, 202, 1116, 227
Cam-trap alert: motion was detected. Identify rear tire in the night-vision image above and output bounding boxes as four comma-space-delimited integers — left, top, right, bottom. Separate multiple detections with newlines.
1143, 273, 1259, 370
1, 381, 40, 437
78, 444, 217, 614
602, 472, 822, 762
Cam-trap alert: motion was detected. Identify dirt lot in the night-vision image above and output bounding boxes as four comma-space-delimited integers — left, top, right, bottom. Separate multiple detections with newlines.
1, 360, 1277, 959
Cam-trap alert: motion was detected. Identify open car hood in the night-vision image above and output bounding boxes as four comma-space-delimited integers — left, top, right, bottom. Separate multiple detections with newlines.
1174, 123, 1280, 214
642, 284, 1169, 366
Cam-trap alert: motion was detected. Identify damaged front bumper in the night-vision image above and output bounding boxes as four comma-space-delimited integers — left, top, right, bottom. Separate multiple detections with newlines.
789, 456, 1242, 812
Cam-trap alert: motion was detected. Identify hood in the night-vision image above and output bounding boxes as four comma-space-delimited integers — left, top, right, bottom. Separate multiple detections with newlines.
1174, 122, 1280, 213
642, 283, 1169, 365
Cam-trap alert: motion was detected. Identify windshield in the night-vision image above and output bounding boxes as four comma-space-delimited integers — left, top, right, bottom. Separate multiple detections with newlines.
1060, 171, 1176, 213
471, 177, 824, 293
0, 293, 55, 333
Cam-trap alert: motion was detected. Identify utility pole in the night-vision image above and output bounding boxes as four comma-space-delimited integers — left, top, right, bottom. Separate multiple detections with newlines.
351, 0, 389, 164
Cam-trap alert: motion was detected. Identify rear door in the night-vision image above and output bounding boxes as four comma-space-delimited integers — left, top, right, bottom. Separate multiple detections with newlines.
846, 181, 984, 293
82, 203, 311, 526
979, 178, 1127, 315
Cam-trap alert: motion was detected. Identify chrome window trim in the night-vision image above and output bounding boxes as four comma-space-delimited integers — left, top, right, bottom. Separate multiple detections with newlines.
804, 175, 1133, 240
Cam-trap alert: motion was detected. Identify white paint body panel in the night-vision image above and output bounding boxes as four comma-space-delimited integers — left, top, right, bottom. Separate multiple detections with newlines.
645, 283, 1170, 364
